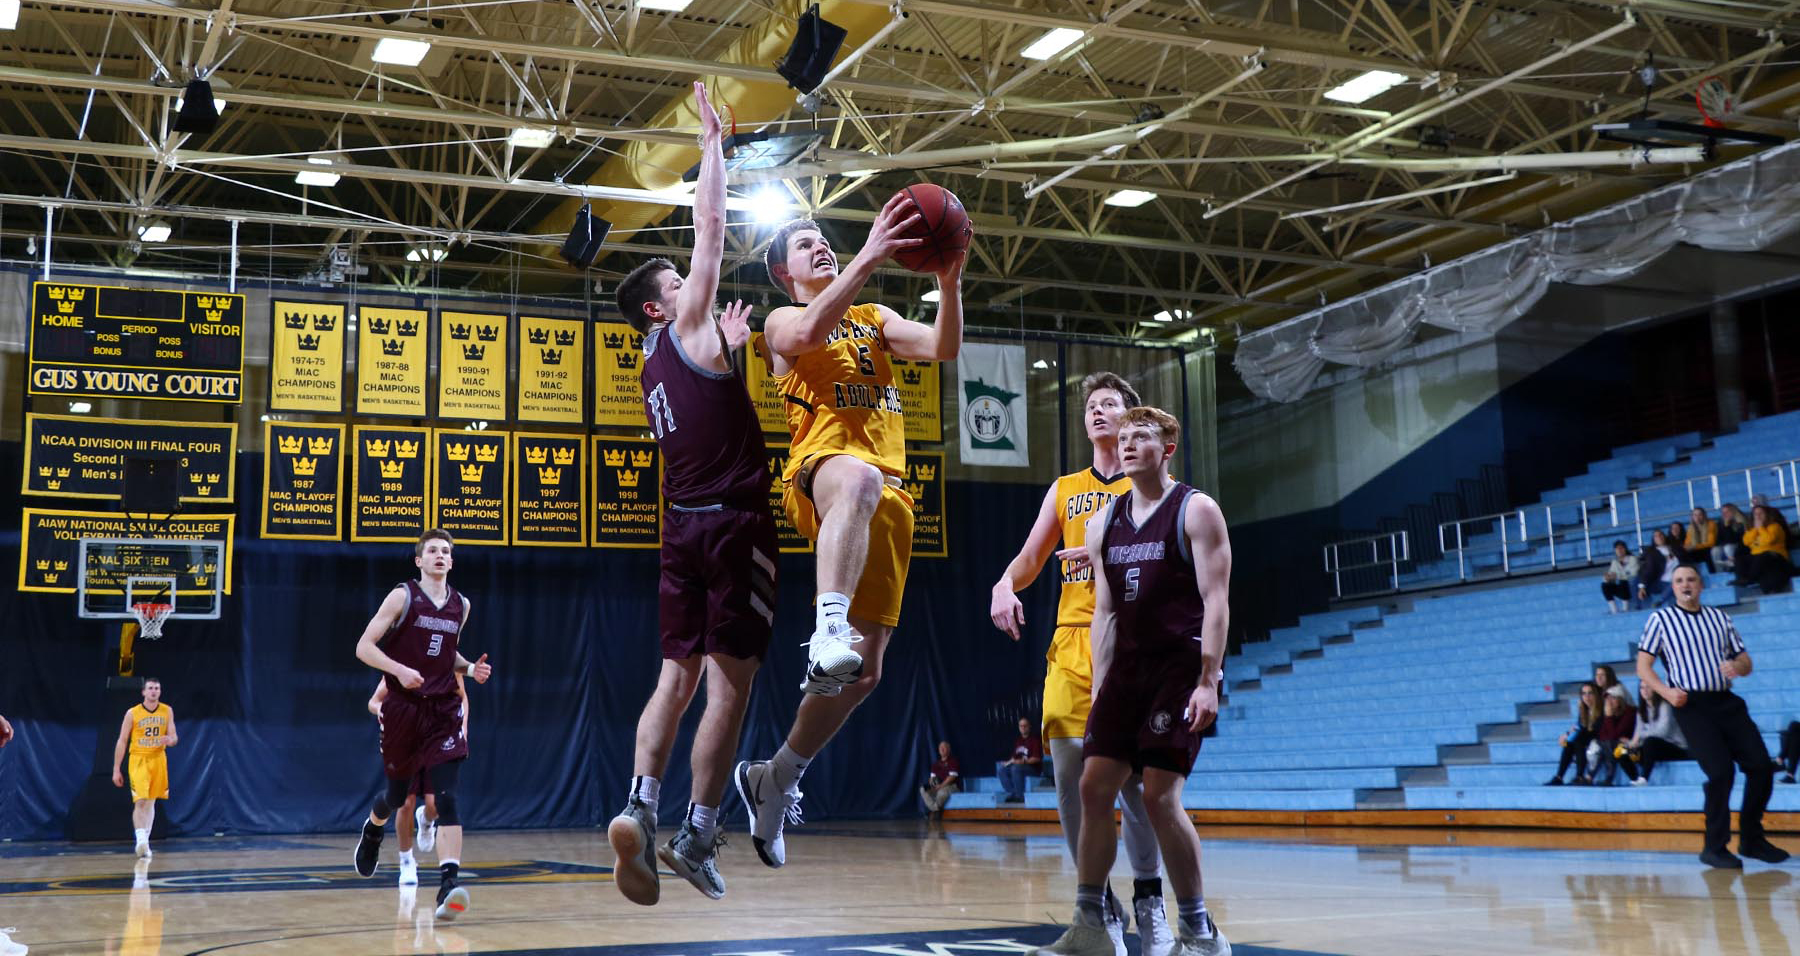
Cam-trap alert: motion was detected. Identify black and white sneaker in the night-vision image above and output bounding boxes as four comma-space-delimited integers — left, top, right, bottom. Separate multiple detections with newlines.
607, 799, 659, 905
353, 820, 384, 878
800, 624, 863, 696
735, 760, 802, 868
435, 879, 470, 921
659, 822, 727, 900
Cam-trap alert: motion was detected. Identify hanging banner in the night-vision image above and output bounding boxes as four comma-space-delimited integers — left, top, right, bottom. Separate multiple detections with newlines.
436, 311, 508, 422
746, 334, 787, 434
517, 316, 585, 424
592, 436, 661, 549
592, 322, 646, 427
28, 282, 245, 403
351, 425, 430, 542
262, 422, 345, 541
24, 414, 236, 503
765, 442, 813, 554
268, 299, 346, 412
956, 342, 1029, 467
905, 450, 946, 559
890, 357, 943, 443
512, 432, 586, 546
356, 306, 428, 417
433, 430, 508, 545
19, 510, 235, 593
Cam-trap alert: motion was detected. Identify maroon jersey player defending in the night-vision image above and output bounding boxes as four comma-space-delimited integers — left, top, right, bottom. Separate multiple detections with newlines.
1041, 407, 1233, 956
605, 80, 777, 905
353, 529, 492, 922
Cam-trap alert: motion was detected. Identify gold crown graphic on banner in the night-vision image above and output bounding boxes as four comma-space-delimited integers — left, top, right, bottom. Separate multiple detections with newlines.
203, 309, 224, 322
197, 296, 215, 310
297, 333, 321, 351
603, 448, 627, 467
47, 287, 64, 300
475, 445, 497, 462
381, 339, 404, 356
44, 479, 61, 490
56, 301, 75, 314
913, 463, 936, 482
395, 439, 420, 459
900, 368, 923, 386
618, 469, 640, 489
292, 457, 318, 476
446, 443, 470, 461
905, 481, 925, 500
36, 466, 51, 477
55, 560, 68, 571
524, 447, 548, 465
308, 436, 333, 455
527, 328, 550, 345
630, 449, 653, 468
396, 320, 419, 337
56, 467, 70, 478
365, 439, 391, 458
278, 435, 304, 454
552, 447, 575, 466
477, 325, 498, 342
615, 351, 638, 370
449, 323, 471, 340
34, 560, 49, 570
538, 466, 561, 484
602, 332, 625, 349
554, 329, 577, 347
460, 463, 483, 482
462, 344, 486, 361
313, 314, 335, 331
540, 348, 563, 366
379, 460, 405, 479
285, 313, 307, 329
367, 316, 390, 335
195, 484, 213, 496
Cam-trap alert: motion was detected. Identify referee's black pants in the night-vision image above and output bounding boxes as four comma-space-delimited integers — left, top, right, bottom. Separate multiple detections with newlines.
1671, 691, 1774, 852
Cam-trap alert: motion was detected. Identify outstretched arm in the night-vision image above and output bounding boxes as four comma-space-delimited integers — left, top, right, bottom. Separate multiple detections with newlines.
675, 81, 727, 342
991, 483, 1062, 640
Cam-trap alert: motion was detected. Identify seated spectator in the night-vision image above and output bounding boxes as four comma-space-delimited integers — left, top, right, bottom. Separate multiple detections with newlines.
919, 740, 960, 816
1593, 664, 1621, 698
1622, 682, 1688, 785
1685, 508, 1719, 573
998, 717, 1043, 803
1634, 533, 1673, 609
1601, 541, 1638, 614
1547, 683, 1603, 785
1591, 687, 1638, 786
1666, 521, 1690, 565
1736, 504, 1793, 594
1781, 721, 1799, 785
1714, 503, 1748, 571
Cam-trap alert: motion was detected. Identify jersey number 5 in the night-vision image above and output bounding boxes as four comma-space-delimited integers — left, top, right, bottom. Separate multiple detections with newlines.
1123, 567, 1141, 602
855, 343, 875, 377
646, 382, 677, 438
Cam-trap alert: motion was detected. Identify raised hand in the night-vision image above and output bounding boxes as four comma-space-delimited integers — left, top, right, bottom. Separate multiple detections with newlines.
718, 299, 753, 350
695, 81, 722, 142
471, 653, 492, 684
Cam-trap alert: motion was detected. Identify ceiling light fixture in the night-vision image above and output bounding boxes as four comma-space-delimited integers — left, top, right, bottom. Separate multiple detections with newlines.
638, 0, 694, 10
1324, 69, 1408, 104
0, 0, 19, 30
921, 289, 941, 303
371, 36, 432, 67
1103, 189, 1157, 208
406, 246, 448, 263
508, 127, 556, 149
750, 187, 792, 224
1149, 309, 1192, 324
137, 221, 172, 243
1021, 28, 1083, 61
295, 155, 341, 188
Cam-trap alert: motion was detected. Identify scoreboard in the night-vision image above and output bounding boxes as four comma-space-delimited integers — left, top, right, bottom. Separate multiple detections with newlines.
29, 282, 245, 402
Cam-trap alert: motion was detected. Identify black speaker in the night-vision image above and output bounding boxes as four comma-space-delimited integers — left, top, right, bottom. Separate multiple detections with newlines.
173, 79, 219, 135
122, 457, 180, 513
560, 204, 612, 269
775, 3, 847, 94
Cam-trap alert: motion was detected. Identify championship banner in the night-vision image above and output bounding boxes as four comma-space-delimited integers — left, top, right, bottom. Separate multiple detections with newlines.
517, 316, 585, 424
262, 422, 345, 541
433, 430, 508, 545
269, 299, 346, 412
956, 342, 1029, 468
746, 334, 787, 434
890, 357, 943, 443
766, 443, 812, 554
19, 510, 235, 593
592, 322, 646, 427
905, 450, 947, 559
356, 306, 428, 417
437, 311, 508, 421
24, 414, 236, 504
592, 436, 660, 549
29, 282, 245, 402
512, 432, 586, 546
351, 425, 430, 542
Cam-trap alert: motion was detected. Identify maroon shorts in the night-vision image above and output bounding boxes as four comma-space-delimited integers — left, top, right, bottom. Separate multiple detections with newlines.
659, 503, 778, 661
1084, 652, 1208, 776
379, 691, 467, 782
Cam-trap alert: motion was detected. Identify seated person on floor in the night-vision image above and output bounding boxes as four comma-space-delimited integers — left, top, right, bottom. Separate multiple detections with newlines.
919, 740, 960, 815
998, 716, 1043, 804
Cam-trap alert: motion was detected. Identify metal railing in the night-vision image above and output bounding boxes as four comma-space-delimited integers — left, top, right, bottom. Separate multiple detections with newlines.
1322, 530, 1410, 598
1437, 457, 1800, 582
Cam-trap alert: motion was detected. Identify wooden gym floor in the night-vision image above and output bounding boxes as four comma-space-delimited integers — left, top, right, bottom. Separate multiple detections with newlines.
0, 820, 1794, 955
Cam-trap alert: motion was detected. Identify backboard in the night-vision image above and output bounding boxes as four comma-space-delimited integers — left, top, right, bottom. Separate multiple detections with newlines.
77, 537, 225, 620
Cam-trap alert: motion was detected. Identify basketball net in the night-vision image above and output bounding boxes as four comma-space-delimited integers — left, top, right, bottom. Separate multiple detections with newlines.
131, 602, 173, 641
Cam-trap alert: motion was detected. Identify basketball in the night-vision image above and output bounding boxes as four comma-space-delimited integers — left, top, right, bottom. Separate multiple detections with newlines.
891, 183, 972, 273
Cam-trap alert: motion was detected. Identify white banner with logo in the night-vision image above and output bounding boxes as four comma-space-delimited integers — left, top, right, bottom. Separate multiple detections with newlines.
955, 342, 1028, 468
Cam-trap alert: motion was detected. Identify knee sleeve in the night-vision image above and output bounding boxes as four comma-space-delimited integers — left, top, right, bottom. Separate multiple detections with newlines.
433, 789, 460, 826
375, 776, 411, 820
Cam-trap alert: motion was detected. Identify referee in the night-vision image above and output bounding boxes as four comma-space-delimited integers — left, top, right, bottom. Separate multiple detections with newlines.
1637, 565, 1788, 868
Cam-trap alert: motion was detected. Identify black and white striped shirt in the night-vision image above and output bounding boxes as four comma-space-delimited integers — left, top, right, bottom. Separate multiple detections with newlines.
1639, 604, 1746, 692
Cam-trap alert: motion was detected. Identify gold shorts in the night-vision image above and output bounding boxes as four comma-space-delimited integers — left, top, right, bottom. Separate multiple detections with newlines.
784, 456, 915, 627
128, 752, 168, 801
1042, 624, 1094, 740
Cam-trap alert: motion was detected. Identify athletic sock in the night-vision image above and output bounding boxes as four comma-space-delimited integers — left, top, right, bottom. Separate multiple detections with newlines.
816, 592, 850, 634
1133, 877, 1164, 901
134, 828, 148, 844
440, 860, 459, 884
398, 849, 415, 866
686, 802, 719, 834
1177, 898, 1211, 938
1075, 884, 1106, 925
771, 743, 812, 792
630, 775, 661, 814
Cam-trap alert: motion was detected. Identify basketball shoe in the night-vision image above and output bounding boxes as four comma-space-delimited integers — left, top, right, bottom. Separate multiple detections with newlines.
1101, 886, 1128, 956
1175, 914, 1230, 956
0, 926, 26, 956
801, 622, 863, 696
1037, 908, 1113, 956
414, 804, 437, 853
398, 857, 418, 887
435, 879, 470, 921
1134, 894, 1175, 956
134, 834, 151, 860
735, 760, 803, 868
659, 822, 727, 899
353, 819, 383, 878
607, 799, 659, 905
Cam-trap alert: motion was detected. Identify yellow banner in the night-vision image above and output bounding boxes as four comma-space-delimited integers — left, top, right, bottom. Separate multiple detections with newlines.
269, 299, 346, 412
512, 432, 586, 546
518, 317, 585, 424
356, 307, 428, 416
904, 450, 946, 558
262, 422, 345, 541
592, 322, 645, 427
891, 357, 943, 443
765, 442, 813, 554
592, 436, 660, 548
747, 333, 789, 433
437, 311, 508, 421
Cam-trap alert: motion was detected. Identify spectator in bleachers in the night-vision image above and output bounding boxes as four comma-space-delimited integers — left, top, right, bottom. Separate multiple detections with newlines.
998, 717, 1043, 803
1547, 683, 1603, 786
1735, 504, 1792, 594
1634, 533, 1674, 608
1779, 721, 1799, 785
1751, 494, 1791, 534
1622, 682, 1688, 785
919, 740, 960, 816
1686, 508, 1719, 573
1594, 665, 1622, 698
1591, 688, 1638, 786
1714, 503, 1748, 572
1601, 541, 1638, 614
1666, 521, 1690, 565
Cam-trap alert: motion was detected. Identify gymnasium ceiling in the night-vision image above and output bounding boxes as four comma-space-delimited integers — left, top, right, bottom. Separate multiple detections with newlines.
3, 0, 1799, 349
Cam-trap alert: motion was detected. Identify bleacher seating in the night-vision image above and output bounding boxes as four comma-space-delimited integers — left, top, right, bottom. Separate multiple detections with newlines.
948, 416, 1800, 819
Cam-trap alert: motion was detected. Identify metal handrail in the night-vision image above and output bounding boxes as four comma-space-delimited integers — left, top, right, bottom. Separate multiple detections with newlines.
1322, 530, 1410, 597
1436, 456, 1800, 582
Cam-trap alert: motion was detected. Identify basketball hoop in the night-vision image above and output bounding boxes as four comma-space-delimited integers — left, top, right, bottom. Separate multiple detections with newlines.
131, 602, 173, 641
